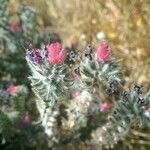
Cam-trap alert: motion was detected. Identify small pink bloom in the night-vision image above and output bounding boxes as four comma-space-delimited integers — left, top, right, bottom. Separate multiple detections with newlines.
100, 102, 112, 112
71, 90, 80, 99
97, 42, 111, 62
23, 113, 32, 124
47, 42, 67, 65
10, 21, 21, 33
6, 85, 18, 95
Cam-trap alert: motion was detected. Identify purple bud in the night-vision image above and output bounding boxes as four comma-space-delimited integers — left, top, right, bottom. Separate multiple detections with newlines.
85, 44, 93, 55
35, 56, 42, 64
85, 44, 93, 60
30, 49, 42, 64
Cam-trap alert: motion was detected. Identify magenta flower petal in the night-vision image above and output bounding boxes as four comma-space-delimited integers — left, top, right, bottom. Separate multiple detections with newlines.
6, 85, 18, 95
48, 42, 61, 56
47, 42, 67, 65
23, 113, 32, 124
100, 102, 111, 112
97, 42, 111, 62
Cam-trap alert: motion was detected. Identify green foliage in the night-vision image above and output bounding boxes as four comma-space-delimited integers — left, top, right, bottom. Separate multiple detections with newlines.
0, 0, 9, 28
0, 0, 38, 83
0, 1, 64, 149
26, 41, 150, 149
0, 85, 25, 141
80, 57, 123, 88
26, 54, 72, 108
0, 111, 14, 140
13, 85, 28, 113
92, 86, 150, 149
0, 85, 28, 114
80, 48, 124, 102
0, 85, 49, 149
0, 1, 149, 149
20, 5, 37, 39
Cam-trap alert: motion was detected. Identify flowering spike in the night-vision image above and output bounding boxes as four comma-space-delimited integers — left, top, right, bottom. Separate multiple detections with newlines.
100, 102, 112, 112
26, 45, 72, 107
47, 42, 67, 65
91, 86, 150, 149
80, 42, 123, 98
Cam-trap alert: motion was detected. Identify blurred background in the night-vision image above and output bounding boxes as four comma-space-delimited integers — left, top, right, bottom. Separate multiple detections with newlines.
11, 0, 150, 88
0, 0, 150, 149
8, 0, 150, 87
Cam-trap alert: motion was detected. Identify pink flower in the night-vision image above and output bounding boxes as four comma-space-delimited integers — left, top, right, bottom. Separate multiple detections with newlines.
100, 102, 112, 112
23, 113, 32, 124
10, 21, 21, 33
47, 42, 67, 65
97, 42, 111, 62
71, 90, 80, 99
6, 85, 18, 95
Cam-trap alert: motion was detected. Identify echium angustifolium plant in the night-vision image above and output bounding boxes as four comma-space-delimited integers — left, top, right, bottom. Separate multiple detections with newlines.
26, 42, 73, 146
0, 85, 28, 140
0, 0, 38, 83
0, 1, 61, 149
26, 42, 72, 107
0, 84, 49, 150
0, 0, 9, 28
26, 40, 121, 145
61, 41, 124, 143
0, 0, 61, 83
26, 39, 150, 149
91, 85, 150, 149
0, 0, 37, 55
80, 42, 124, 100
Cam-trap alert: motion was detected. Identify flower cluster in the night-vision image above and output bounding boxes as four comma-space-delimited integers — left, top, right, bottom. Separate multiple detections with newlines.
26, 42, 72, 109
28, 42, 67, 66
80, 41, 123, 101
97, 42, 111, 62
26, 40, 149, 150
48, 42, 67, 65
6, 85, 18, 95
